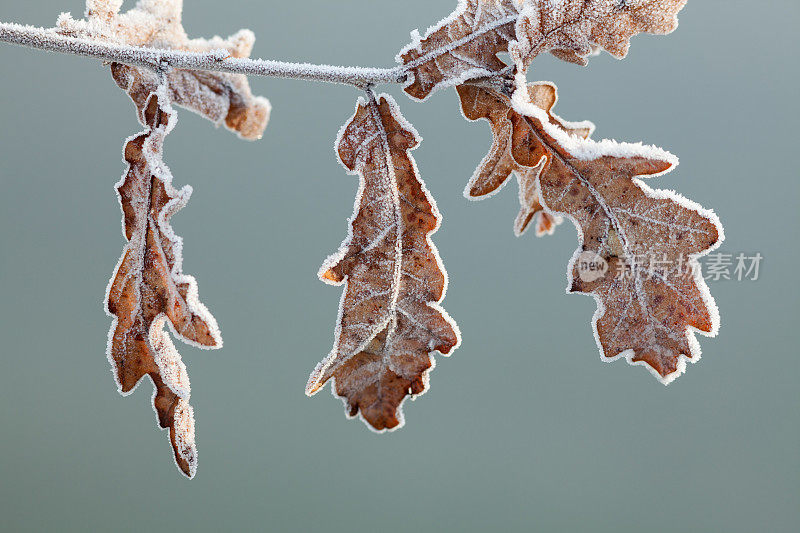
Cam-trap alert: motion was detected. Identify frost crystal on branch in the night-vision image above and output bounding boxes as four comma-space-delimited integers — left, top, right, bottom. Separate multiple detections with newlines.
306, 93, 460, 431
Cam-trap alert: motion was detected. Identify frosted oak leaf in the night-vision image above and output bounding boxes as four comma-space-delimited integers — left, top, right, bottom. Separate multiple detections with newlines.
398, 0, 687, 100
306, 93, 460, 431
511, 0, 688, 70
467, 76, 722, 383
397, 0, 522, 100
105, 87, 221, 478
57, 0, 270, 138
457, 81, 593, 236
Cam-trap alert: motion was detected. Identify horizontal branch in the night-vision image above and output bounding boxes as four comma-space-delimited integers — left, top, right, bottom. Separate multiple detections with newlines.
0, 22, 406, 88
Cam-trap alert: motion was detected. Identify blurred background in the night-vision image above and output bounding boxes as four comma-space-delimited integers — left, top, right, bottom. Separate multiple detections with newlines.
0, 1, 798, 531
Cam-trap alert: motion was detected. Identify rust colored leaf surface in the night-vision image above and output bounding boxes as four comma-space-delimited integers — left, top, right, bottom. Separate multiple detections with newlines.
58, 0, 270, 138
464, 78, 722, 382
457, 82, 592, 236
306, 93, 460, 431
106, 87, 221, 477
511, 0, 687, 69
397, 0, 521, 100
400, 1, 686, 100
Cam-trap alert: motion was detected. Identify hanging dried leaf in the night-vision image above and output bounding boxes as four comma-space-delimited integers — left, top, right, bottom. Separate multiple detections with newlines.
105, 87, 221, 478
463, 76, 721, 382
456, 81, 592, 236
511, 0, 687, 70
306, 93, 460, 431
399, 1, 687, 100
57, 0, 270, 138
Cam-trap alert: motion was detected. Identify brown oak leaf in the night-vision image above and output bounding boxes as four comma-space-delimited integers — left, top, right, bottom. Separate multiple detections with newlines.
306, 93, 460, 430
105, 86, 221, 477
457, 81, 592, 236
511, 0, 687, 70
397, 0, 521, 100
466, 76, 721, 382
399, 1, 686, 100
57, 0, 270, 138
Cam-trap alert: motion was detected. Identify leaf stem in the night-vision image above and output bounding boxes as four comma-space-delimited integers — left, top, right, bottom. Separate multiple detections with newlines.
0, 22, 407, 88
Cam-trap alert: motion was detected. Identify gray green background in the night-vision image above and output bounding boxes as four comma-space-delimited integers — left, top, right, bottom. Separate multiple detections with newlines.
1, 1, 798, 531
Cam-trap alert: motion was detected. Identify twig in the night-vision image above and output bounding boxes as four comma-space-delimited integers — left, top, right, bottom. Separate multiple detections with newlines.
0, 22, 407, 88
